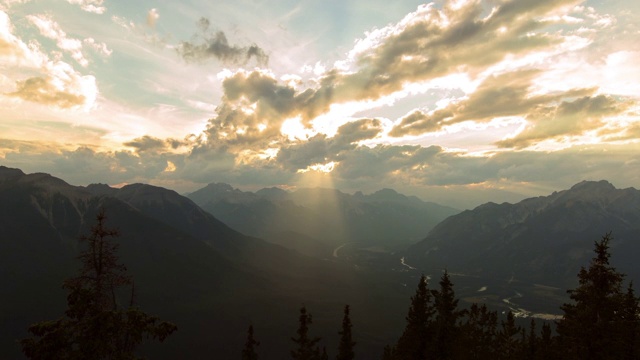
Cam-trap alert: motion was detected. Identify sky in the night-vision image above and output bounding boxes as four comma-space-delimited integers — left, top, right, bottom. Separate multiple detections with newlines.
1, 0, 639, 209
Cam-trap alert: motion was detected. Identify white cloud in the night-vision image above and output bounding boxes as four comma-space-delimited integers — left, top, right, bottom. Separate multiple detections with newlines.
83, 37, 112, 56
66, 0, 106, 14
27, 14, 88, 66
0, 10, 47, 66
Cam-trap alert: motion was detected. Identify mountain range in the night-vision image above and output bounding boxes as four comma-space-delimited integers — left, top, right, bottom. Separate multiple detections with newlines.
187, 183, 458, 258
0, 166, 404, 359
404, 180, 640, 308
2, 165, 640, 359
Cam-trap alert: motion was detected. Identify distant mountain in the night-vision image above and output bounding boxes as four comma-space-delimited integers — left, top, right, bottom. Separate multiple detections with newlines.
404, 180, 640, 288
188, 183, 459, 257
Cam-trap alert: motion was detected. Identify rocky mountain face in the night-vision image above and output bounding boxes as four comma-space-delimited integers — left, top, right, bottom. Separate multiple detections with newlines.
405, 180, 640, 288
187, 183, 459, 257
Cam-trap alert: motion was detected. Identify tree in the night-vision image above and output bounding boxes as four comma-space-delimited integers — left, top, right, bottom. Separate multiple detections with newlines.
556, 233, 630, 359
459, 303, 497, 359
431, 270, 465, 360
394, 274, 434, 360
291, 306, 322, 360
524, 319, 537, 360
21, 209, 177, 359
321, 347, 329, 360
336, 305, 355, 360
242, 325, 259, 360
619, 283, 640, 359
381, 345, 394, 360
496, 311, 522, 360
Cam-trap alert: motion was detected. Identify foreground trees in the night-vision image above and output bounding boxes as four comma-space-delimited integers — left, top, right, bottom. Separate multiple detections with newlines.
21, 210, 177, 359
336, 305, 356, 360
557, 233, 640, 359
380, 232, 640, 360
291, 306, 322, 360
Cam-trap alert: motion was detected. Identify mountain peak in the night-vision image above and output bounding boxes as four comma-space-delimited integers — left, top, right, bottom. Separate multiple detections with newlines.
569, 180, 615, 192
0, 166, 25, 181
85, 183, 117, 196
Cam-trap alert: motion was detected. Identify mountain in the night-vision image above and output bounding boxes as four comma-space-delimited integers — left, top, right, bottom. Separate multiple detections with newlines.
187, 183, 459, 257
0, 167, 415, 360
404, 180, 640, 290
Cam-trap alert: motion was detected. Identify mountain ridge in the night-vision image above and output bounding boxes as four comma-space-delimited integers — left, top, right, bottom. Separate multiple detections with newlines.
405, 180, 640, 288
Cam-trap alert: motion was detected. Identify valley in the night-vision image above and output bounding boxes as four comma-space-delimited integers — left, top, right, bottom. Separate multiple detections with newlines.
1, 166, 639, 359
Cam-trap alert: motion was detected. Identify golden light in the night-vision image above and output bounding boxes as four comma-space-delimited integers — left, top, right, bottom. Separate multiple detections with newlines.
163, 160, 176, 172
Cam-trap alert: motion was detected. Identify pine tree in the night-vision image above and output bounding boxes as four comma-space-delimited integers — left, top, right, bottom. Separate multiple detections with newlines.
381, 345, 394, 360
431, 270, 464, 360
525, 319, 537, 360
242, 325, 259, 360
620, 283, 640, 359
537, 322, 558, 360
336, 305, 355, 360
291, 306, 321, 360
20, 209, 177, 359
496, 311, 521, 360
394, 274, 434, 360
556, 233, 627, 359
459, 303, 497, 359
320, 347, 329, 360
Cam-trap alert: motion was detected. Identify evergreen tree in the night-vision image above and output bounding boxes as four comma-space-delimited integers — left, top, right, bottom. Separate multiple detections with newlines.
459, 303, 497, 359
496, 311, 521, 360
242, 325, 259, 360
291, 306, 321, 360
336, 305, 355, 360
556, 233, 628, 359
394, 274, 434, 360
381, 345, 394, 360
620, 283, 640, 359
321, 347, 329, 360
431, 270, 465, 360
525, 319, 537, 360
20, 209, 177, 359
536, 322, 556, 360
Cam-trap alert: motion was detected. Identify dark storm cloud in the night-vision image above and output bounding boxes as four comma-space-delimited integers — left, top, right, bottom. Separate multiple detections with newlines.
177, 17, 268, 66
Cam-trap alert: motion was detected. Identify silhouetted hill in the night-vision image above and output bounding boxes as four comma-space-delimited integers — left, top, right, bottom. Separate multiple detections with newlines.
405, 180, 640, 288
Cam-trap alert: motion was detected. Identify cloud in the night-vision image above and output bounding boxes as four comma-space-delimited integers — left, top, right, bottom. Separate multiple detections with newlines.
27, 14, 88, 66
276, 118, 382, 170
0, 10, 45, 65
123, 135, 189, 153
389, 70, 595, 136
6, 60, 97, 109
177, 17, 268, 66
497, 95, 632, 148
66, 0, 105, 14
147, 8, 159, 28
317, 0, 583, 105
198, 0, 594, 154
7, 76, 86, 108
26, 14, 110, 67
